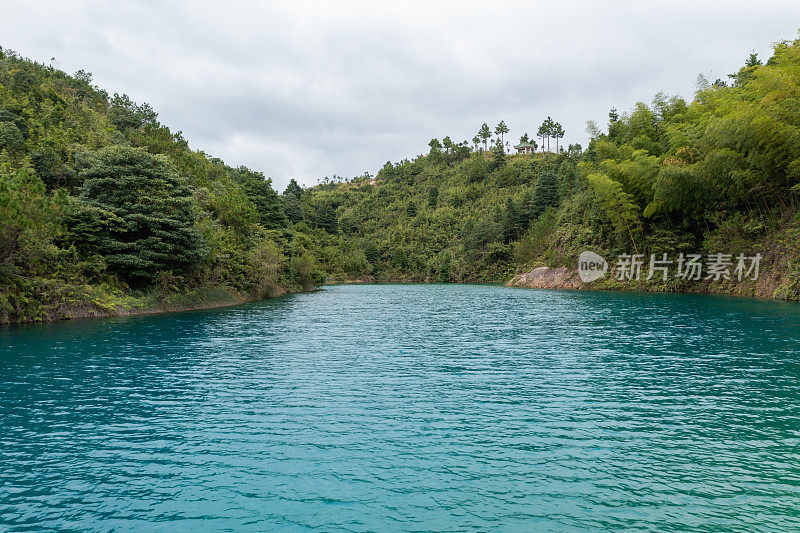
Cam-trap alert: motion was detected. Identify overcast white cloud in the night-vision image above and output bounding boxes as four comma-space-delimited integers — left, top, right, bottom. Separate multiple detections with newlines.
2, 0, 799, 189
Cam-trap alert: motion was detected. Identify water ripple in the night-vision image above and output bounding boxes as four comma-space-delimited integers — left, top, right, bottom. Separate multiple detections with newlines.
1, 285, 800, 531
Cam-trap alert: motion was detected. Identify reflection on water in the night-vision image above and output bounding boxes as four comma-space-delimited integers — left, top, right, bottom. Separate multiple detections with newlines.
2, 286, 800, 531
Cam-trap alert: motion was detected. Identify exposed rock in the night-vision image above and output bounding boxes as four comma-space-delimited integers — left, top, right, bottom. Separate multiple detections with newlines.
507, 267, 585, 290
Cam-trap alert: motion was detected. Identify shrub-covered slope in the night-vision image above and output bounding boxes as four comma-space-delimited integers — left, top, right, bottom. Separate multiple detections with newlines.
0, 48, 324, 323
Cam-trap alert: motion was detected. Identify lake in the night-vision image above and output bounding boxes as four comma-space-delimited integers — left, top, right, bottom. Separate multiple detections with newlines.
2, 284, 800, 531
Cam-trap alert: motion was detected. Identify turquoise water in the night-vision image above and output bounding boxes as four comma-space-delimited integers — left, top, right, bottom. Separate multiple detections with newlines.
2, 285, 800, 532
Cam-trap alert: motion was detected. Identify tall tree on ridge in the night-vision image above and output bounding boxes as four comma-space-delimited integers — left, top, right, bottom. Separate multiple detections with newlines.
536, 120, 550, 153
478, 123, 492, 152
442, 136, 454, 156
552, 122, 565, 153
728, 52, 763, 86
495, 120, 509, 146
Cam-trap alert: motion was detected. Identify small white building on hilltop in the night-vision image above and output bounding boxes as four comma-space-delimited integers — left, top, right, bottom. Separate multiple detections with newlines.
513, 142, 537, 154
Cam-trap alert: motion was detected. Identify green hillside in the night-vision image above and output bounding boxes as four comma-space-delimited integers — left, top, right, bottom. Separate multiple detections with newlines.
3, 36, 800, 323
294, 39, 800, 298
0, 47, 325, 323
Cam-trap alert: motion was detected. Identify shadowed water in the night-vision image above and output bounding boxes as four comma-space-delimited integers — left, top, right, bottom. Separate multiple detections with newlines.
1, 284, 800, 531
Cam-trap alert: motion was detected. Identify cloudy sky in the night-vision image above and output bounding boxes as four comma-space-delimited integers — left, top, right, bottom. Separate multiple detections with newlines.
2, 1, 799, 190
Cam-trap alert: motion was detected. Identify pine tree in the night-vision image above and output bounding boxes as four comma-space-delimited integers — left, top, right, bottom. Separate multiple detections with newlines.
501, 197, 521, 243
544, 116, 555, 152
478, 123, 492, 152
428, 186, 439, 208
489, 137, 506, 170
283, 179, 304, 197
428, 138, 443, 162
495, 120, 509, 146
70, 145, 203, 284
229, 166, 286, 229
537, 120, 549, 153
519, 189, 534, 230
437, 251, 451, 282
282, 179, 305, 223
551, 122, 565, 153
442, 136, 454, 155
530, 171, 559, 218
315, 202, 338, 234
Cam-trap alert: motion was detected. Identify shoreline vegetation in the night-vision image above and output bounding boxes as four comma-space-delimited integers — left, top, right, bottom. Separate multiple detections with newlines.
4, 285, 279, 325
4, 35, 800, 324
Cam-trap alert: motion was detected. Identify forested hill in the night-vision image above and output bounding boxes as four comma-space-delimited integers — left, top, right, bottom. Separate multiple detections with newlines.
283, 37, 800, 299
0, 46, 325, 323
3, 37, 800, 323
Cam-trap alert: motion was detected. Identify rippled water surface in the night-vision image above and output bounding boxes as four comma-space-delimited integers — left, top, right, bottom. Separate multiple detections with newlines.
2, 285, 800, 531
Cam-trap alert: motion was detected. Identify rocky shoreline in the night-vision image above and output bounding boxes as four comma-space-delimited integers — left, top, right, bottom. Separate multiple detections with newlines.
506, 262, 799, 302
507, 267, 585, 291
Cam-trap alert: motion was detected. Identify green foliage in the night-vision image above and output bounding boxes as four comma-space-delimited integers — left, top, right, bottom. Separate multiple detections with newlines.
291, 251, 326, 290
465, 154, 488, 183
587, 173, 641, 249
427, 186, 439, 208
229, 166, 287, 229
6, 35, 800, 321
531, 172, 559, 218
437, 251, 451, 282
489, 138, 506, 170
107, 93, 158, 131
0, 121, 23, 151
0, 161, 72, 322
69, 146, 203, 284
495, 120, 509, 145
314, 201, 339, 233
478, 123, 491, 151
514, 207, 559, 266
0, 162, 63, 275
282, 179, 305, 223
501, 197, 521, 243
0, 49, 301, 322
247, 237, 285, 297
